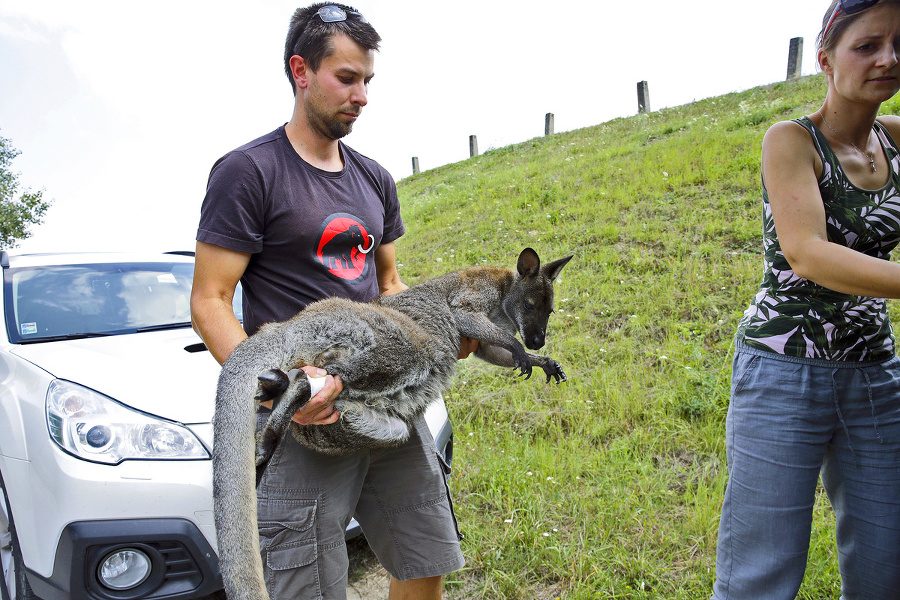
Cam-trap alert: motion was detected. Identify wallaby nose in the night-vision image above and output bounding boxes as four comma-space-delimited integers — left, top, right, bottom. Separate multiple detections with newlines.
526, 332, 545, 350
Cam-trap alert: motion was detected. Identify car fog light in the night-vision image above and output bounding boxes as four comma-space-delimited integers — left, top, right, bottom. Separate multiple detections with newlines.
98, 549, 151, 590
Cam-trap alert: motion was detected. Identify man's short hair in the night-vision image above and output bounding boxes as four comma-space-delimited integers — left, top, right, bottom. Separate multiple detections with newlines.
284, 2, 381, 93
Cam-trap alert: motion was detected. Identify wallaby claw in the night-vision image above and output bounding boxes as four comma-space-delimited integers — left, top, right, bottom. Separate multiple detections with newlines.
545, 370, 567, 384
543, 361, 567, 384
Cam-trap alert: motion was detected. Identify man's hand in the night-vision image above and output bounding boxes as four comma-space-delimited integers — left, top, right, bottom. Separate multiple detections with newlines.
291, 366, 343, 425
458, 336, 479, 359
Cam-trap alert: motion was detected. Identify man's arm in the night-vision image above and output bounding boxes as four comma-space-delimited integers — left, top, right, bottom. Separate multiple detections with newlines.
191, 241, 250, 365
373, 242, 407, 296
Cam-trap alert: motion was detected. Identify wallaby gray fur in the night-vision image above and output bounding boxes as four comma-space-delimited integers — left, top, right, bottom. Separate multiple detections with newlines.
212, 247, 572, 600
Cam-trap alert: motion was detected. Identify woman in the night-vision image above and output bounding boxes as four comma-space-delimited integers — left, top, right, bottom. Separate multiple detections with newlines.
711, 1, 900, 598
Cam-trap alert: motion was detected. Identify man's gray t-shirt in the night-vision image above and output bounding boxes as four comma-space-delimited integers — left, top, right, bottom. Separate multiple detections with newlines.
197, 126, 405, 335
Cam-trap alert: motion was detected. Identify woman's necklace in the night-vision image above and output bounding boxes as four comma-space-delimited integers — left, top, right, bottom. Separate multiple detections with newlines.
817, 110, 877, 173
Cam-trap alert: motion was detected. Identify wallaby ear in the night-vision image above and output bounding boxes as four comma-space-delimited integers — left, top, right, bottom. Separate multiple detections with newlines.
254, 368, 290, 402
543, 254, 573, 281
517, 247, 541, 279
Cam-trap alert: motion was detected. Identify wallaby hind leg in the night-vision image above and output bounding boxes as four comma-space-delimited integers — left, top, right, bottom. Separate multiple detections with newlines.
254, 369, 313, 468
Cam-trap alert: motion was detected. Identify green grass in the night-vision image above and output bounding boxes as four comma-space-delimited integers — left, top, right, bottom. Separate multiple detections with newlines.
391, 73, 898, 599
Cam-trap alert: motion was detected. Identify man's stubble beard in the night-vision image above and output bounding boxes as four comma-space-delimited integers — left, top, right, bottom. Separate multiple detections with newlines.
305, 94, 355, 141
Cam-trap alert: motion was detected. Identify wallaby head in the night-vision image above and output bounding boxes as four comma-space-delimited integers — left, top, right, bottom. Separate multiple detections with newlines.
504, 247, 573, 350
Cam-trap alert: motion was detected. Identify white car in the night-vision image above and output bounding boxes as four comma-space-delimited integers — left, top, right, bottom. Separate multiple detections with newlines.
0, 251, 454, 600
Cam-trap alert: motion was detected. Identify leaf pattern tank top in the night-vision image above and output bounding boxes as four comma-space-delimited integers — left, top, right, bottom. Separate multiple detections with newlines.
735, 116, 900, 362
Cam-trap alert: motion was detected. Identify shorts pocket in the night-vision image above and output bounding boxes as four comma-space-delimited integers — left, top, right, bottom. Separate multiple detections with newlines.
258, 500, 321, 599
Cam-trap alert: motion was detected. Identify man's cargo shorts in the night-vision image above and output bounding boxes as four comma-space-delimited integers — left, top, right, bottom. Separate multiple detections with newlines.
255, 412, 465, 599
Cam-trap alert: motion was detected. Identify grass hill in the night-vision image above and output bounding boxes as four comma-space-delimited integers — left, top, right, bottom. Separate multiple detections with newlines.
389, 73, 900, 599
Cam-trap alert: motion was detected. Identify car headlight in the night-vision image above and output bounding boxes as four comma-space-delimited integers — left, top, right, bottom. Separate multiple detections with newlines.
46, 380, 210, 464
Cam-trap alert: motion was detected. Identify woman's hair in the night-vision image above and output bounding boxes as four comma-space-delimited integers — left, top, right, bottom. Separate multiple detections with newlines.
283, 3, 381, 94
817, 0, 900, 53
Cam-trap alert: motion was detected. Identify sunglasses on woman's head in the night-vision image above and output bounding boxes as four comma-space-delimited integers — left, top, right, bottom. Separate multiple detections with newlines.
823, 0, 880, 39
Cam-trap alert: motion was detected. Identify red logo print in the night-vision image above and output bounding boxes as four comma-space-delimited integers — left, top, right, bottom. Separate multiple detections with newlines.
316, 214, 374, 281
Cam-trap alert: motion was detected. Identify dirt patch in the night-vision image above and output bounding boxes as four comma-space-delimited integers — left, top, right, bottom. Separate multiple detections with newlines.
346, 536, 391, 599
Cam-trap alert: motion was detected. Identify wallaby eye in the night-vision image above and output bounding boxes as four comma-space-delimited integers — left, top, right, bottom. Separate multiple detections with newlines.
523, 300, 535, 312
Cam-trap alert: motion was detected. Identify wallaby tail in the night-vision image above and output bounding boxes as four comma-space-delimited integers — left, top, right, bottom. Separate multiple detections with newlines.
212, 357, 270, 600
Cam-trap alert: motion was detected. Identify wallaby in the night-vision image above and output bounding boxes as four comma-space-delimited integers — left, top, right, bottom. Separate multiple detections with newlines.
212, 247, 572, 600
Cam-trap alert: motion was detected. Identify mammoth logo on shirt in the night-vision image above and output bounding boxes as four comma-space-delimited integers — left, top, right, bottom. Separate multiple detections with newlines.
316, 213, 375, 282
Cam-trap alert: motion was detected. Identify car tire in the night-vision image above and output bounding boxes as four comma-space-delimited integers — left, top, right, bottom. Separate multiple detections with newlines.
1, 471, 39, 600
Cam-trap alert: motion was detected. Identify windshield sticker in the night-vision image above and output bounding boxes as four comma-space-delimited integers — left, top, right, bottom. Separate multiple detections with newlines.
21, 322, 37, 335
157, 273, 177, 284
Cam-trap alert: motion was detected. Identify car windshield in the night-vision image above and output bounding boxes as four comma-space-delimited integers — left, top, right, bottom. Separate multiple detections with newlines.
3, 260, 242, 344
4, 261, 194, 343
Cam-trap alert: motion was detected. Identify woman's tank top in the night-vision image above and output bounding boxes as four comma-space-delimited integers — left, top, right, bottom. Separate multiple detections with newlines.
735, 116, 900, 362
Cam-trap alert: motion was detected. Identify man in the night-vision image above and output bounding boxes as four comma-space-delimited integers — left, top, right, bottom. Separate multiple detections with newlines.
190, 4, 467, 599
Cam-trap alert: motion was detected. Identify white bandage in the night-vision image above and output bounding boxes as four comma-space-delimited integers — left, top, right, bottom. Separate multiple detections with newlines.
307, 374, 327, 397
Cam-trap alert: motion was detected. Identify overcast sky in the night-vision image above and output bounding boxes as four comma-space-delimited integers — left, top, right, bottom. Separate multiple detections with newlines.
1, 0, 830, 254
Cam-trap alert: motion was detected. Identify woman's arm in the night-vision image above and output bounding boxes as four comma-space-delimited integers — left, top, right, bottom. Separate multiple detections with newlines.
763, 120, 900, 299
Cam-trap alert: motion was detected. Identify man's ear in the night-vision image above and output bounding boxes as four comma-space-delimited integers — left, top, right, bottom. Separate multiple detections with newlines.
289, 55, 310, 90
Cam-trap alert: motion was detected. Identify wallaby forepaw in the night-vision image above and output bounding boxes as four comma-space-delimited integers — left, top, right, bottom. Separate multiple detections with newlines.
543, 360, 567, 384
515, 357, 533, 379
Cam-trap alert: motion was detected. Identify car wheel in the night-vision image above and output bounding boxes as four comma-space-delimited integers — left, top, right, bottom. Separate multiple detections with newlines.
1, 472, 38, 600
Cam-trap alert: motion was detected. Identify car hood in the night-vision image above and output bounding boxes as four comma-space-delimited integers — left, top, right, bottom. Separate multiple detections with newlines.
10, 329, 222, 424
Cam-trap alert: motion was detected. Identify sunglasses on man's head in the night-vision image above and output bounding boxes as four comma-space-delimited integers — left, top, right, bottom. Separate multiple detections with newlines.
316, 5, 367, 23
823, 0, 879, 39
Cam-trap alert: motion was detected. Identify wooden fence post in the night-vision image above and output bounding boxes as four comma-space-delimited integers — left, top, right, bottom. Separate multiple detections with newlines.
637, 81, 650, 114
469, 135, 479, 157
545, 113, 555, 136
411, 157, 420, 174
787, 37, 803, 80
